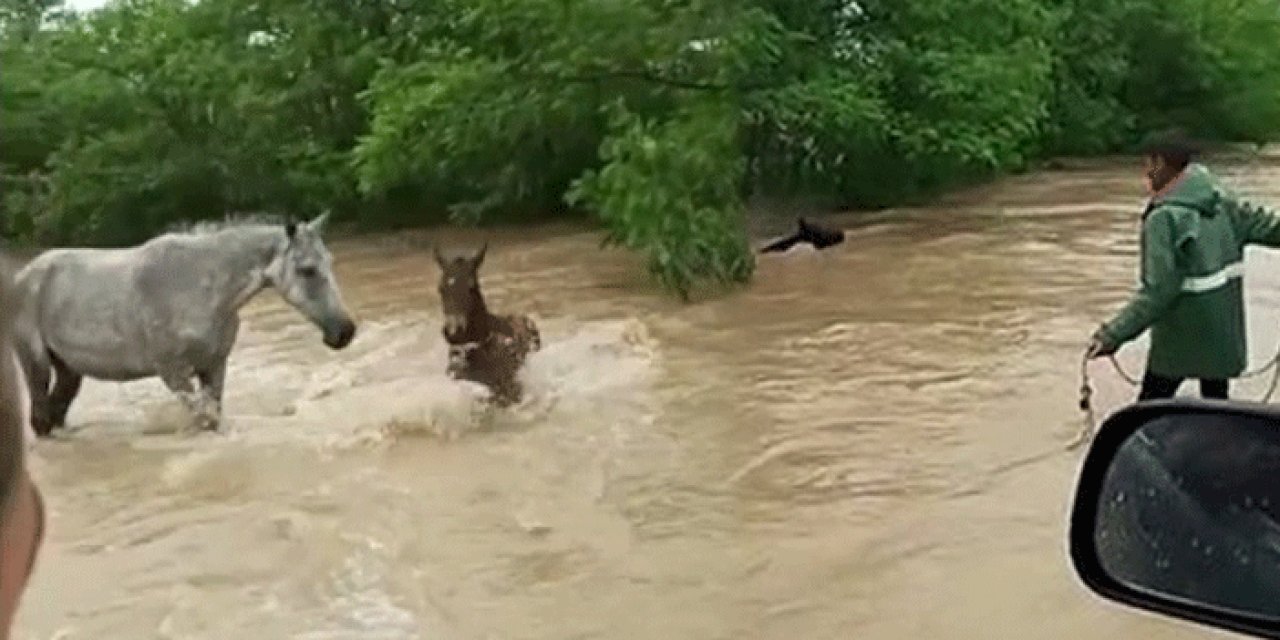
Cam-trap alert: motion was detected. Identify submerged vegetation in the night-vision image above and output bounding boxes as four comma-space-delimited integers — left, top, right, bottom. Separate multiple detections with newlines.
3, 0, 1280, 297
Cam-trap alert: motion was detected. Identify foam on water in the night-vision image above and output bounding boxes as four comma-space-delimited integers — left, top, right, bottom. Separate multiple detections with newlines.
58, 313, 660, 476
21, 314, 661, 638
292, 538, 422, 640
273, 315, 658, 447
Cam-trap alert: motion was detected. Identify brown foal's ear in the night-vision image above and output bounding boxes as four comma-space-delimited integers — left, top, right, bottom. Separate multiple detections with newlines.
472, 242, 488, 267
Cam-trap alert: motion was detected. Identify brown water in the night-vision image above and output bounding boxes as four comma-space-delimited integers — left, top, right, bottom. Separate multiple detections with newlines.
15, 155, 1280, 639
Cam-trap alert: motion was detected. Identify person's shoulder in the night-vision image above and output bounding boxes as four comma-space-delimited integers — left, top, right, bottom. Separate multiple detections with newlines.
1150, 200, 1204, 216
1197, 164, 1234, 192
1145, 201, 1185, 222
1144, 202, 1202, 245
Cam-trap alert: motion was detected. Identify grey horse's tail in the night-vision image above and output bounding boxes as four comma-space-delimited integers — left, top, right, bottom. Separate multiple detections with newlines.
0, 252, 24, 515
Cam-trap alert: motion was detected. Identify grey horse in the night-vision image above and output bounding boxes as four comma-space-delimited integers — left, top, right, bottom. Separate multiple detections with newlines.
9, 213, 357, 436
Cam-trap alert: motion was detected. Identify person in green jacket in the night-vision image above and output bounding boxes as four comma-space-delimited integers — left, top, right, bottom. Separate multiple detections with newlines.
1087, 129, 1280, 400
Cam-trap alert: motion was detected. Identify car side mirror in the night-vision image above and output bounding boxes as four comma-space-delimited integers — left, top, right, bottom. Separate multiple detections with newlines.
1069, 399, 1280, 639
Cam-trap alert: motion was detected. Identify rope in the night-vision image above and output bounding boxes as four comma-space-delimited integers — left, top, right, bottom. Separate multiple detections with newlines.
1073, 339, 1280, 450
1071, 354, 1097, 451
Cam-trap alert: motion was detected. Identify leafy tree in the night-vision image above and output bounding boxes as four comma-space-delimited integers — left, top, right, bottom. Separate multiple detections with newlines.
3, 0, 1279, 298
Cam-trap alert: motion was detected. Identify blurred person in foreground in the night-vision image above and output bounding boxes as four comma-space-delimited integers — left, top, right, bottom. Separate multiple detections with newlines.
1, 256, 43, 640
1088, 129, 1280, 400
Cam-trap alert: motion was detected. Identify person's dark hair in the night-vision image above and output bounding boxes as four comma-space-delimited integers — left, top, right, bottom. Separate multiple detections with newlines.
1140, 128, 1201, 170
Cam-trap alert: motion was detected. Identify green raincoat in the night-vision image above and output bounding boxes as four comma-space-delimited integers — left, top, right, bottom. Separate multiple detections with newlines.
1099, 163, 1280, 379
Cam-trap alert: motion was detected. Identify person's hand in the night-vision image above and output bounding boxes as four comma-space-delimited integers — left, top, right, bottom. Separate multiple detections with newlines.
1086, 327, 1118, 359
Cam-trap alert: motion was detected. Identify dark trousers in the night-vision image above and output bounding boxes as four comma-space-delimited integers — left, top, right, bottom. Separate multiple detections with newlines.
1138, 372, 1229, 401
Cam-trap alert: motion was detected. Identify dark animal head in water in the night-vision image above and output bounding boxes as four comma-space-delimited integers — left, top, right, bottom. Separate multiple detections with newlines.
797, 217, 845, 249
760, 217, 846, 253
435, 243, 489, 343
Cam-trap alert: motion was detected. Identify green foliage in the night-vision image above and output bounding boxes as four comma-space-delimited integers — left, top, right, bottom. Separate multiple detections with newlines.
354, 51, 601, 223
3, 0, 1280, 297
1041, 0, 1136, 154
568, 101, 754, 300
353, 0, 779, 294
1044, 0, 1280, 154
1123, 0, 1280, 143
875, 0, 1056, 168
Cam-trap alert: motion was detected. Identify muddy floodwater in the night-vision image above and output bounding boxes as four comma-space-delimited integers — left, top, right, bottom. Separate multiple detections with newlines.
16, 154, 1280, 639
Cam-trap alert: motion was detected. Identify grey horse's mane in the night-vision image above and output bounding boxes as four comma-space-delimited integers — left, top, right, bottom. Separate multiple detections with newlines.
165, 213, 291, 237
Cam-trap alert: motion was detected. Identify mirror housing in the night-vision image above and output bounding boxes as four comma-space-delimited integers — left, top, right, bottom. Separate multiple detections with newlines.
1069, 399, 1280, 639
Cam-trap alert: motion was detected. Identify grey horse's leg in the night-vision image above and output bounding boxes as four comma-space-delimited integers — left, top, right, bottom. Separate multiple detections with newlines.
20, 344, 53, 437
195, 359, 227, 431
159, 369, 215, 432
47, 351, 83, 430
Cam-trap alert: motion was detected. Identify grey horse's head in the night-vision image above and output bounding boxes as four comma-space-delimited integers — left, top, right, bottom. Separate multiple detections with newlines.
268, 213, 357, 350
435, 242, 488, 343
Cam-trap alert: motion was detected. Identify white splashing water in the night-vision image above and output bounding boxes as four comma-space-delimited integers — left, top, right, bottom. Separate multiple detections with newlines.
68, 314, 660, 452
291, 538, 421, 640
32, 314, 661, 638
